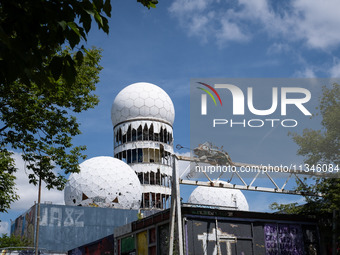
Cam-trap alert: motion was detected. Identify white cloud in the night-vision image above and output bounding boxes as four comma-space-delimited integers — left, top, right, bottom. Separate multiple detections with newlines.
292, 0, 340, 50
216, 18, 249, 46
295, 67, 316, 78
0, 221, 9, 235
169, 0, 340, 51
267, 43, 291, 55
168, 0, 249, 45
168, 0, 212, 14
10, 152, 64, 211
188, 15, 210, 37
329, 61, 340, 77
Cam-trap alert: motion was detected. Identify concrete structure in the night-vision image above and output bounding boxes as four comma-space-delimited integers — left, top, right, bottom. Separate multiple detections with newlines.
10, 203, 138, 253
111, 82, 175, 210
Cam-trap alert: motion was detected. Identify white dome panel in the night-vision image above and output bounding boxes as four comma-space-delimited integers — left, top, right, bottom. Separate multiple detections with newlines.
111, 82, 175, 126
134, 98, 144, 108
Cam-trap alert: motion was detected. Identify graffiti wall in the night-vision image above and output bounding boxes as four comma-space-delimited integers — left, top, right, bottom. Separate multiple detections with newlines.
264, 224, 304, 255
11, 204, 138, 253
185, 217, 319, 255
186, 219, 254, 255
112, 208, 321, 255
11, 206, 36, 244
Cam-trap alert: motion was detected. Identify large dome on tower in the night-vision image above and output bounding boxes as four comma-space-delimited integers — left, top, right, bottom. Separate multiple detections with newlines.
188, 182, 249, 211
111, 82, 175, 127
64, 156, 142, 209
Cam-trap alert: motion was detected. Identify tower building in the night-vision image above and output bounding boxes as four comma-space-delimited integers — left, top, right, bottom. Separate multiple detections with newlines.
111, 82, 175, 210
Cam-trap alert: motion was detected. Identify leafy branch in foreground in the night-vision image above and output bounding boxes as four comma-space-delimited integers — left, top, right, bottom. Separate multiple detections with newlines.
0, 48, 102, 212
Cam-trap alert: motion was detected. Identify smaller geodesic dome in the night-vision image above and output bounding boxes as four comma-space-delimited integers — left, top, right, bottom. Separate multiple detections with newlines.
64, 156, 142, 209
188, 181, 249, 211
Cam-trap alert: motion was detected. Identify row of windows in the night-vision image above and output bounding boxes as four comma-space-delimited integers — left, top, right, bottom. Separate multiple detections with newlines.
114, 124, 173, 147
114, 148, 173, 166
137, 170, 171, 187
142, 192, 170, 209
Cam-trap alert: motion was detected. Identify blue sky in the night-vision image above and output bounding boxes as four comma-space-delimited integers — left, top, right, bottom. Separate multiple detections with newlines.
1, 0, 340, 234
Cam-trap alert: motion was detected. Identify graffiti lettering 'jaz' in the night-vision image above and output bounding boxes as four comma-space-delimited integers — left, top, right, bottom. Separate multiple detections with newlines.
40, 207, 84, 227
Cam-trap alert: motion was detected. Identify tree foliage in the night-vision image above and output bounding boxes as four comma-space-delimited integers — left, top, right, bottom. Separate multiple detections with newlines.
292, 84, 340, 167
0, 0, 111, 88
0, 0, 158, 88
271, 83, 340, 214
0, 0, 159, 213
0, 47, 102, 213
0, 150, 18, 213
0, 234, 33, 249
271, 83, 340, 250
272, 84, 340, 213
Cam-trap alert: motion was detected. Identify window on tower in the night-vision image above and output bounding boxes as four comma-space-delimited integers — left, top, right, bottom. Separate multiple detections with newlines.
143, 124, 149, 140
127, 150, 131, 164
138, 148, 143, 163
137, 125, 143, 141
132, 149, 137, 163
149, 124, 154, 141
132, 128, 137, 141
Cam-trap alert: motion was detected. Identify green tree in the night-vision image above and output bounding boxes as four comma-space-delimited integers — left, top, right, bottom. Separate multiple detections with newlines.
0, 0, 158, 213
0, 234, 33, 249
271, 83, 340, 252
0, 0, 158, 88
0, 47, 102, 213
271, 83, 340, 214
0, 150, 18, 213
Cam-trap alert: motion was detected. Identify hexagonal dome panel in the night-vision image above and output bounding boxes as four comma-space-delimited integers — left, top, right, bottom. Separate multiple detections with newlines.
64, 156, 142, 209
188, 182, 249, 211
111, 82, 175, 126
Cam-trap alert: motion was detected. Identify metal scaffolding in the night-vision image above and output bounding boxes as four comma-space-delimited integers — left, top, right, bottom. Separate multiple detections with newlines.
168, 142, 336, 255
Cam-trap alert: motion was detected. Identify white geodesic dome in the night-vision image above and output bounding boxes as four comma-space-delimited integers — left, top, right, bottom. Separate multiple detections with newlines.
111, 82, 175, 127
64, 156, 142, 209
188, 182, 249, 211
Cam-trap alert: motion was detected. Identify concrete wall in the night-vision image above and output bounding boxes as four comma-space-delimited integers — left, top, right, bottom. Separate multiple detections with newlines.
11, 204, 138, 253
